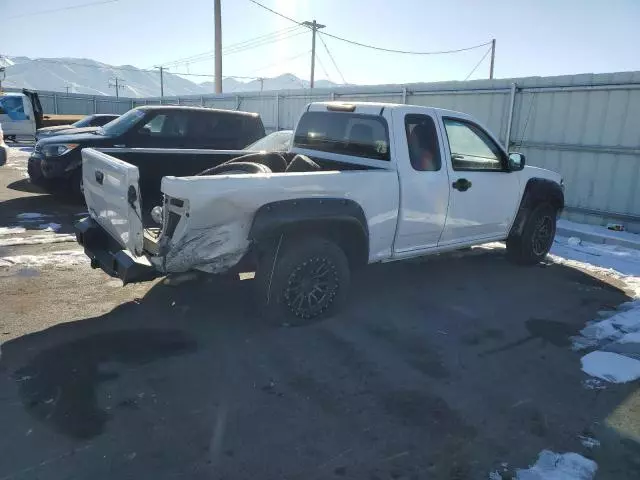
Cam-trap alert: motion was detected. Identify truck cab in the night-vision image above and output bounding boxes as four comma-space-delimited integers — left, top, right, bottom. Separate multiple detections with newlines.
0, 90, 41, 139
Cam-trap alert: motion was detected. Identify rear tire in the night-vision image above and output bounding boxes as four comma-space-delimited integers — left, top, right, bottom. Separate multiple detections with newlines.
255, 236, 350, 324
506, 203, 557, 265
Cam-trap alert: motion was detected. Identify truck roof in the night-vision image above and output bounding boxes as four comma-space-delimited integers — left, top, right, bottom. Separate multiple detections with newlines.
134, 105, 260, 118
308, 101, 468, 118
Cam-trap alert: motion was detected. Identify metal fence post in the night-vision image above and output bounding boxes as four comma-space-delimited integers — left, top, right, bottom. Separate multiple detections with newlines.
235, 95, 241, 110
53, 93, 59, 114
200, 96, 205, 106
93, 96, 97, 113
130, 99, 134, 110
330, 92, 335, 101
275, 94, 280, 131
402, 87, 407, 104
504, 82, 517, 150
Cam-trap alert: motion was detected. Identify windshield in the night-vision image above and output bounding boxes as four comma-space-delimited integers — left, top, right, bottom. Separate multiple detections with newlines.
99, 109, 146, 136
245, 130, 292, 151
72, 116, 93, 128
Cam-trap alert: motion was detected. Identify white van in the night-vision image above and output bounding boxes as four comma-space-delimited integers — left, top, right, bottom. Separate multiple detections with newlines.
0, 90, 43, 140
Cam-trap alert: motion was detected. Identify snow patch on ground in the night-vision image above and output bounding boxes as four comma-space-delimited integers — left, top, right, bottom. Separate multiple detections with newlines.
514, 450, 597, 480
5, 150, 29, 175
549, 235, 640, 384
0, 250, 86, 268
0, 226, 27, 235
38, 222, 62, 232
0, 234, 75, 247
558, 219, 640, 247
581, 351, 640, 383
617, 331, 640, 344
578, 435, 601, 449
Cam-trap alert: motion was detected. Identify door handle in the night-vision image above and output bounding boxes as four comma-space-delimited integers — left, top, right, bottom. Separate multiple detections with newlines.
95, 170, 104, 185
452, 178, 472, 192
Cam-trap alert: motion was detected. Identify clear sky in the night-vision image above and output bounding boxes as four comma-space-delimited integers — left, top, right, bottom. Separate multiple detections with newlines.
3, 0, 640, 86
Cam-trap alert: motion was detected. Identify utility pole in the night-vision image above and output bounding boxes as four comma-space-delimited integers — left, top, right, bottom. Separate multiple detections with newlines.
258, 77, 264, 92
214, 0, 222, 94
108, 77, 125, 99
156, 66, 164, 103
489, 38, 496, 79
303, 20, 325, 89
63, 84, 72, 95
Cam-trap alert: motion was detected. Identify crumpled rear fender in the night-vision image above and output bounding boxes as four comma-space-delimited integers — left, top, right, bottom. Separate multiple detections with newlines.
158, 220, 250, 274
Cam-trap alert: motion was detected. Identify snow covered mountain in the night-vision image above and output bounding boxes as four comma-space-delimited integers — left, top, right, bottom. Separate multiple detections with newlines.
200, 73, 337, 93
1, 56, 339, 97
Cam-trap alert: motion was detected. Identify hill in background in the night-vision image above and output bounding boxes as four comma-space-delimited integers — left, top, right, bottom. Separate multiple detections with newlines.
1, 57, 340, 97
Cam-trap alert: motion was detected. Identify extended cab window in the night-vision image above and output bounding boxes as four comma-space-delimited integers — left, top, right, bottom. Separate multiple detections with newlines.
294, 111, 390, 161
405, 114, 441, 171
443, 118, 504, 171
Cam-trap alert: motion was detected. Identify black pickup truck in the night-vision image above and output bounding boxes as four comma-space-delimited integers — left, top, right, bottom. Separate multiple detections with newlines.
28, 105, 265, 198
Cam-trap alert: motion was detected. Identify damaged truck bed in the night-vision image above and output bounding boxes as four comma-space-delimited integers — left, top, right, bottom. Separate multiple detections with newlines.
76, 144, 391, 284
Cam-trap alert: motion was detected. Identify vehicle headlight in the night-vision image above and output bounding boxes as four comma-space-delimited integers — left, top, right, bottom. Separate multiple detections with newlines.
42, 143, 79, 157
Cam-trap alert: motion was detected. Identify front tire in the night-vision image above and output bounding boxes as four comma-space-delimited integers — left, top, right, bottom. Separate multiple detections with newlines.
255, 236, 350, 324
507, 203, 557, 265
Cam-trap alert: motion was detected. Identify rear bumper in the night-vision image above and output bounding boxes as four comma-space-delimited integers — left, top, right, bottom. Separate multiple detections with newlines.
75, 217, 160, 284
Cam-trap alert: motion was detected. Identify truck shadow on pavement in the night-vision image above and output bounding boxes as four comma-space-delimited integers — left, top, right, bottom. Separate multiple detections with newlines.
1, 249, 640, 479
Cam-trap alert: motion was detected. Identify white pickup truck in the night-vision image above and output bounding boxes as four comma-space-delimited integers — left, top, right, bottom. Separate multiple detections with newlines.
76, 101, 564, 320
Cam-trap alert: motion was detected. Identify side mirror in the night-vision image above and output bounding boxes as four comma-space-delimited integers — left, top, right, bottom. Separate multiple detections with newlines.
508, 152, 525, 171
137, 127, 151, 136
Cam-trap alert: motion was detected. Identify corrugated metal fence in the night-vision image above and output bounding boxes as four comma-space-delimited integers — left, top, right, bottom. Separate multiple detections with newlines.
17, 72, 640, 229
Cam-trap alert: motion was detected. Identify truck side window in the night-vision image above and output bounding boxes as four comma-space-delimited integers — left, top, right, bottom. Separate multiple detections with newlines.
405, 114, 441, 171
0, 96, 27, 120
139, 113, 188, 138
443, 118, 504, 171
187, 112, 244, 149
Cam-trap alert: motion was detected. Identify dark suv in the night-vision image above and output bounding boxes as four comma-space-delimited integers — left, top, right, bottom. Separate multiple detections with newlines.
29, 106, 265, 196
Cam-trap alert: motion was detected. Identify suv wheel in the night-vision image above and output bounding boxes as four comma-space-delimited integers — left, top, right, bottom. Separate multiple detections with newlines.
507, 204, 557, 265
70, 169, 84, 202
256, 237, 350, 323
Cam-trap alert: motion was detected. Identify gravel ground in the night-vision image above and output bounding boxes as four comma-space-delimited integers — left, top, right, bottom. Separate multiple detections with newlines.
1, 148, 639, 479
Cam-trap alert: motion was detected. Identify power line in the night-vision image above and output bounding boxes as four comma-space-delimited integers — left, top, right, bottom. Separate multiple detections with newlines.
158, 26, 306, 69
225, 28, 307, 56
321, 32, 491, 56
158, 25, 302, 67
247, 0, 492, 55
315, 54, 332, 83
317, 34, 346, 84
172, 71, 257, 79
247, 0, 303, 25
463, 46, 492, 81
5, 0, 119, 20
245, 50, 312, 76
